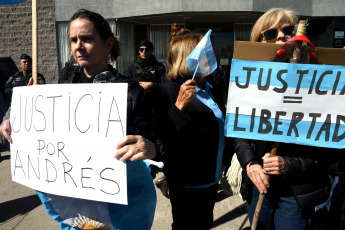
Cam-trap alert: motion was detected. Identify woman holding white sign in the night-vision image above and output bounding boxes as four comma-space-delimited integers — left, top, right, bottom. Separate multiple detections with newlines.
1, 9, 164, 230
234, 8, 342, 230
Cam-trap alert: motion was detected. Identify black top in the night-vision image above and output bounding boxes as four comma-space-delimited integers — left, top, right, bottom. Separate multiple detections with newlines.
4, 71, 46, 107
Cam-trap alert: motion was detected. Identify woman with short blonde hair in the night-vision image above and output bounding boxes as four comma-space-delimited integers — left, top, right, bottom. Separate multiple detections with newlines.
250, 8, 298, 43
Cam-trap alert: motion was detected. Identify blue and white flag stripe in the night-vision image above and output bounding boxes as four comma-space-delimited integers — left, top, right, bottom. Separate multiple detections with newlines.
0, 0, 26, 4
37, 160, 156, 230
225, 59, 345, 149
186, 29, 217, 78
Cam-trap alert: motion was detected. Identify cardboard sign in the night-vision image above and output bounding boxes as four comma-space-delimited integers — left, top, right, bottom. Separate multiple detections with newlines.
225, 59, 345, 149
10, 83, 129, 204
232, 41, 345, 65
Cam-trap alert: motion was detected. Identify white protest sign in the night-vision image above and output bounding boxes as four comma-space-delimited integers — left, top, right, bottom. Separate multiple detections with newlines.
10, 83, 129, 204
225, 59, 345, 149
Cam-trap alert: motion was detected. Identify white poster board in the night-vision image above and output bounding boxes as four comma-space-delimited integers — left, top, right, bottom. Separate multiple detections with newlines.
10, 83, 129, 205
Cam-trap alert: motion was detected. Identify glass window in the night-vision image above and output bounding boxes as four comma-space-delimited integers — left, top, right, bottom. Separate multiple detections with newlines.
234, 23, 253, 41
150, 25, 172, 66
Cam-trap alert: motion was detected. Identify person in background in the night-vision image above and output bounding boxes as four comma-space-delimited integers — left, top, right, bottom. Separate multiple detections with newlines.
153, 23, 230, 230
124, 39, 166, 92
2, 9, 165, 230
125, 39, 167, 180
234, 8, 342, 230
4, 54, 45, 107
59, 55, 80, 83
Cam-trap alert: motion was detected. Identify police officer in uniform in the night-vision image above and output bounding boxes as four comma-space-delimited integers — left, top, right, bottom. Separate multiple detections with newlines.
4, 54, 46, 107
125, 40, 166, 180
124, 39, 166, 92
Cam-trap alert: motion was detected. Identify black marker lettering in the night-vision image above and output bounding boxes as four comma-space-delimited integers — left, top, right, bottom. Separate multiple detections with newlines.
100, 168, 120, 195
27, 155, 40, 179
106, 97, 124, 137
273, 69, 288, 93
258, 109, 272, 134
45, 159, 57, 183
333, 115, 345, 142
258, 68, 271, 91
295, 70, 309, 94
315, 114, 331, 141
75, 94, 93, 133
81, 167, 95, 190
273, 111, 286, 135
234, 107, 246, 132
62, 162, 77, 187
235, 67, 256, 89
287, 112, 304, 137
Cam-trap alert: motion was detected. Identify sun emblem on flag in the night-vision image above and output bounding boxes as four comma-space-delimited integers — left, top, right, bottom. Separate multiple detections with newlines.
72, 215, 110, 229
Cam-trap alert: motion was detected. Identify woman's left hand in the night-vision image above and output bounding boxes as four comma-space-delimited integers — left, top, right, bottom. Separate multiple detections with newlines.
262, 153, 286, 175
0, 119, 12, 143
114, 135, 157, 162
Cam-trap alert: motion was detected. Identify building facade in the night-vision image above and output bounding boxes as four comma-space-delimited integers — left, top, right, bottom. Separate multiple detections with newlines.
1, 0, 344, 84
54, 0, 345, 81
0, 0, 59, 83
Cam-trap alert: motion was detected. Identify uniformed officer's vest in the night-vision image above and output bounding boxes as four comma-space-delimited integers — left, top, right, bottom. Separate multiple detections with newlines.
133, 63, 161, 83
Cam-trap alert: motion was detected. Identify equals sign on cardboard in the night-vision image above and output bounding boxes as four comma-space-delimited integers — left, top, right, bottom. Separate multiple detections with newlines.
283, 96, 303, 104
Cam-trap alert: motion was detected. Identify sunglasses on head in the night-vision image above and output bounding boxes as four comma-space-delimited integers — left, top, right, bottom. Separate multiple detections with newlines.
261, 25, 295, 40
139, 48, 151, 52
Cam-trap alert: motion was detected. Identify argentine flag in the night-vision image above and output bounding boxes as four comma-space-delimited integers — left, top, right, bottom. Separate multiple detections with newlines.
0, 0, 26, 3
186, 29, 217, 78
37, 160, 156, 230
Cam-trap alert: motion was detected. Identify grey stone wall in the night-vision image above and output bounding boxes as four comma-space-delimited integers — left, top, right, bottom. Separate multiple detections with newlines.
0, 0, 59, 84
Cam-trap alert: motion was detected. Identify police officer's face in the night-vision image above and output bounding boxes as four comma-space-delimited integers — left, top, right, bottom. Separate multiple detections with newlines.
69, 18, 113, 75
139, 46, 154, 59
19, 59, 32, 72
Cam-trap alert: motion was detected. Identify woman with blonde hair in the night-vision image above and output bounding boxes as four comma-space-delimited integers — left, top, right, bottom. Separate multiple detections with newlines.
251, 8, 298, 43
234, 7, 342, 230
154, 23, 229, 229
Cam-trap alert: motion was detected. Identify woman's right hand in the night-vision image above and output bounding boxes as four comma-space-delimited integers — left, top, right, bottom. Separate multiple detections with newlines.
0, 119, 12, 143
246, 160, 270, 194
175, 79, 196, 111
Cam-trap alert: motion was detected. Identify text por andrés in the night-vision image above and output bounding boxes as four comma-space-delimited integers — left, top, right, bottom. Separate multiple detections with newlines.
10, 83, 129, 204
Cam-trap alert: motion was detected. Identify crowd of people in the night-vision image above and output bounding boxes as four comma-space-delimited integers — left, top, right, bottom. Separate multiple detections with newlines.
0, 6, 344, 230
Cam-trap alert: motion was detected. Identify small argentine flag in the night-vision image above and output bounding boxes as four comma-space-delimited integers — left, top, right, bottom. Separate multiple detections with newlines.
186, 29, 217, 79
0, 0, 26, 3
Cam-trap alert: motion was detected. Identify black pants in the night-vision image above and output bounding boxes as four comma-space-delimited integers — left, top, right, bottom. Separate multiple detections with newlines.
169, 183, 218, 230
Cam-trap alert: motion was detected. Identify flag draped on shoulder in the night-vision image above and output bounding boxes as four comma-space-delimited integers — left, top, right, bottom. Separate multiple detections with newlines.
37, 160, 156, 230
0, 0, 26, 4
186, 29, 217, 78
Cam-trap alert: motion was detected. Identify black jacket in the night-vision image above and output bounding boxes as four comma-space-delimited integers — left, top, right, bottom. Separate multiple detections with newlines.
5, 71, 45, 107
234, 138, 342, 212
59, 65, 166, 162
124, 60, 166, 84
154, 77, 231, 186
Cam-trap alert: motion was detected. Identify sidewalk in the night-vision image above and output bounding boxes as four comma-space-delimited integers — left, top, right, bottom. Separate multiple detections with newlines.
0, 151, 250, 229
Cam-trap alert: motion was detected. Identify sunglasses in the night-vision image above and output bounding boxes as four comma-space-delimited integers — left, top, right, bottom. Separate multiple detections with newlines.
139, 48, 152, 52
261, 25, 295, 40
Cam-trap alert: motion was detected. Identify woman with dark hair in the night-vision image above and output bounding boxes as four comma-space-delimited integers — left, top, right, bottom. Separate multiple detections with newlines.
2, 9, 164, 230
153, 23, 229, 229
